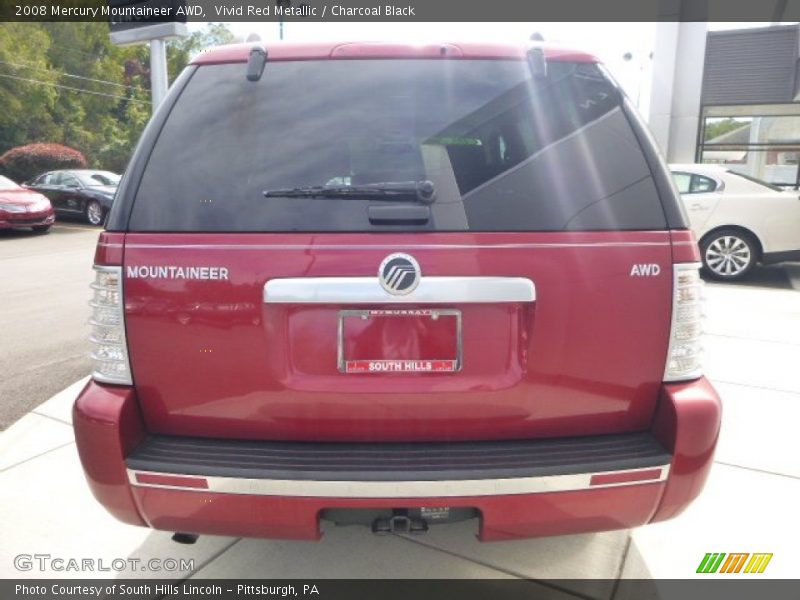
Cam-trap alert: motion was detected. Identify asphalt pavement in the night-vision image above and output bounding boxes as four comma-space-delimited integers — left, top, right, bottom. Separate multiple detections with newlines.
0, 223, 99, 430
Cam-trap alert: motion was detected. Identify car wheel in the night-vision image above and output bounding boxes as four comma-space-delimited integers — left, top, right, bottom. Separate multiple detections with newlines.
32, 225, 52, 234
700, 229, 757, 281
85, 200, 105, 226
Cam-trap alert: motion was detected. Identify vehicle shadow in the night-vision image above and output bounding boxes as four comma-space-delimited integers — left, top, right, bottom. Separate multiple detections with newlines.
118, 522, 656, 599
54, 213, 102, 226
703, 263, 800, 291
0, 228, 48, 240
0, 222, 100, 242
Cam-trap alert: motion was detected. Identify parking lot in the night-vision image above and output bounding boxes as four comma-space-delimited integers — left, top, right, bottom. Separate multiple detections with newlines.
0, 224, 798, 591
0, 224, 97, 430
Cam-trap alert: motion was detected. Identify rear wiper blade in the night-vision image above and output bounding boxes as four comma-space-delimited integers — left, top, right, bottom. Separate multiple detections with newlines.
263, 180, 436, 204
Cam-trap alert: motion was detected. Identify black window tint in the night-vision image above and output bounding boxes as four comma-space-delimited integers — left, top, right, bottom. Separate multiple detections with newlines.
77, 172, 116, 186
129, 60, 666, 232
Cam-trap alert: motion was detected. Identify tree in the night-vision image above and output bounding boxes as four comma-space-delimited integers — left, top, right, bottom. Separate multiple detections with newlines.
704, 118, 750, 142
43, 23, 151, 172
0, 23, 234, 173
167, 23, 235, 82
0, 24, 59, 151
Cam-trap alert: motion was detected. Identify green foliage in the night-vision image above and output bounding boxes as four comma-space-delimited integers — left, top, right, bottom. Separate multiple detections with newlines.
704, 118, 750, 142
0, 143, 87, 182
167, 23, 235, 82
0, 22, 234, 173
0, 24, 59, 150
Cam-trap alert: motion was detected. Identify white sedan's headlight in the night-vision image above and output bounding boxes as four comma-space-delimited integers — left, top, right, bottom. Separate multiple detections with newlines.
28, 198, 52, 212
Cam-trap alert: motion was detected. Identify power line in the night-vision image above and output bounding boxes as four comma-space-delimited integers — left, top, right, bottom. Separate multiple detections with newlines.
47, 43, 107, 58
0, 72, 148, 104
0, 59, 136, 90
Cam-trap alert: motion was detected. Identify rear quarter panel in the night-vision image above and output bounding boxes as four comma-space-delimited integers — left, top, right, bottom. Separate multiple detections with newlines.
700, 193, 799, 253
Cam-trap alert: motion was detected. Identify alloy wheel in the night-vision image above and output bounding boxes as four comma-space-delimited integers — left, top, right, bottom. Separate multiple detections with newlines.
704, 235, 752, 278
86, 201, 104, 226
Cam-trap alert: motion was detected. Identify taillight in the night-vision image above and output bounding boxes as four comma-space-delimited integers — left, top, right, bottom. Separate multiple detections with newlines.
89, 266, 132, 385
664, 263, 704, 382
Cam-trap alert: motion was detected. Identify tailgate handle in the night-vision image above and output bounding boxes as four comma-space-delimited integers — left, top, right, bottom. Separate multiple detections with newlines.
264, 277, 535, 304
368, 204, 430, 224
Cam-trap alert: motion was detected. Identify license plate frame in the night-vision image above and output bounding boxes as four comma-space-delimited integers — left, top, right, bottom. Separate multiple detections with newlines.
337, 308, 462, 374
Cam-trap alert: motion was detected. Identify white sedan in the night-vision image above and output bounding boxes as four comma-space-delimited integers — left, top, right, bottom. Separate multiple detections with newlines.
670, 164, 800, 280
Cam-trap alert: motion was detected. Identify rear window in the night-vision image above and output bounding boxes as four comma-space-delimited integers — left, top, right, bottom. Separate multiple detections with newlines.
672, 172, 719, 194
76, 171, 120, 187
129, 59, 666, 232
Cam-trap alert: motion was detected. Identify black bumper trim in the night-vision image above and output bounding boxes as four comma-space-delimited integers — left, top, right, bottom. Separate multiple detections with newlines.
127, 432, 671, 482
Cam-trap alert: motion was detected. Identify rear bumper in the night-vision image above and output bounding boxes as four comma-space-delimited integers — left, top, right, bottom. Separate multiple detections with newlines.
73, 377, 721, 540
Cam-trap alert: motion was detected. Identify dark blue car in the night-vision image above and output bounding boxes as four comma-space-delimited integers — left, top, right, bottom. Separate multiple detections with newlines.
26, 170, 120, 226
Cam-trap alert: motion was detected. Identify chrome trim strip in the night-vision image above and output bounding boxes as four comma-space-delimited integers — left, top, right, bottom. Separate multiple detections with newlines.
264, 277, 535, 304
127, 465, 669, 498
126, 242, 670, 250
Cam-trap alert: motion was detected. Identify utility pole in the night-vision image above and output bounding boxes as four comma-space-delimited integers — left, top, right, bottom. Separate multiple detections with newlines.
275, 0, 311, 42
149, 38, 169, 111
276, 0, 291, 40
108, 1, 188, 114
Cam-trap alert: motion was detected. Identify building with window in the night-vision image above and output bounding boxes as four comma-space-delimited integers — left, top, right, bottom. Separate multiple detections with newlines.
650, 22, 800, 190
699, 24, 800, 189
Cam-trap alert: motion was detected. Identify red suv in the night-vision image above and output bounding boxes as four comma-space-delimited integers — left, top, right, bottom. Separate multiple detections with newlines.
74, 42, 721, 542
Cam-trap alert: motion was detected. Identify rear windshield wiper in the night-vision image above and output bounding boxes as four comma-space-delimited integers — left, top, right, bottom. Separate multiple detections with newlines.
263, 180, 436, 204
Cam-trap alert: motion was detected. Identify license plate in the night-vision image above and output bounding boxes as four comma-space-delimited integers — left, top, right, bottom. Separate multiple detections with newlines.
338, 309, 462, 374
